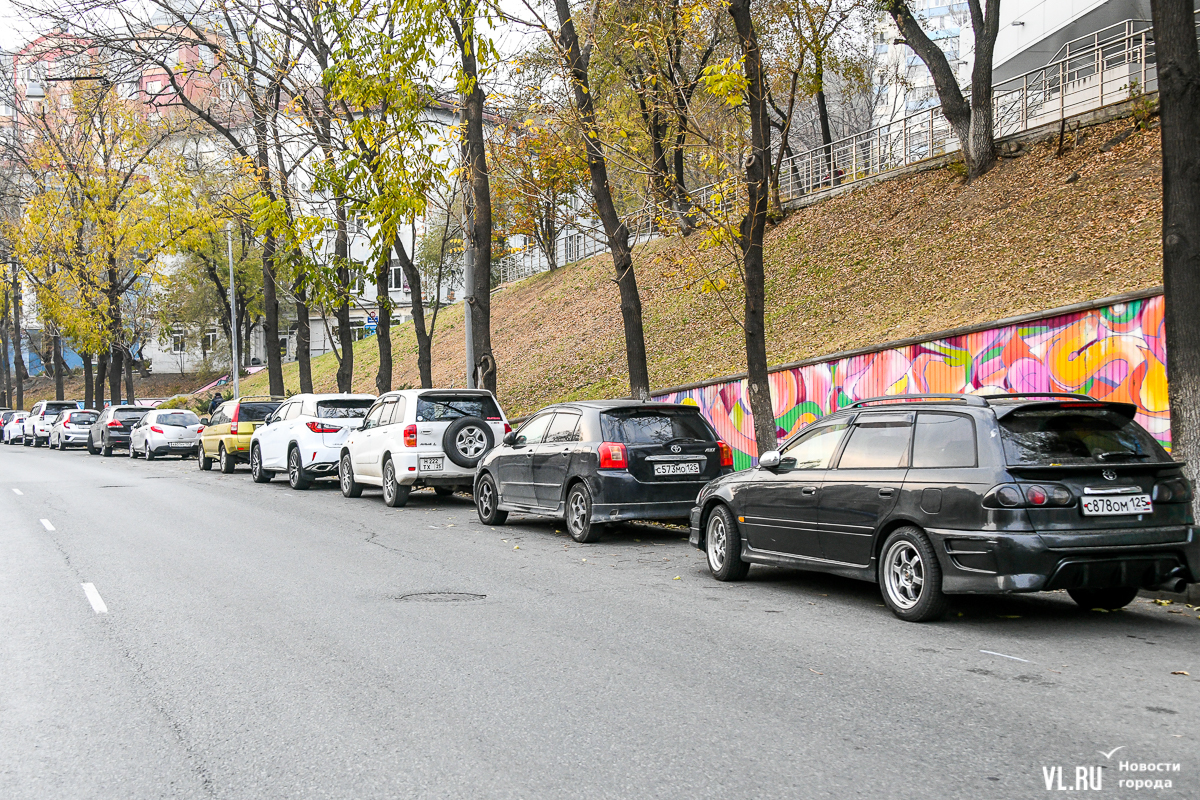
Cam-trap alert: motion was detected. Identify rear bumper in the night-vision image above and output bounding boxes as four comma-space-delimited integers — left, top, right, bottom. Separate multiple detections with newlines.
588, 471, 704, 524
926, 525, 1200, 594
395, 453, 475, 487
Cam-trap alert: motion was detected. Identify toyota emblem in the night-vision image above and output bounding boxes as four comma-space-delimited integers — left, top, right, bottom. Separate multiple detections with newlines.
1102, 469, 1118, 481
670, 444, 682, 453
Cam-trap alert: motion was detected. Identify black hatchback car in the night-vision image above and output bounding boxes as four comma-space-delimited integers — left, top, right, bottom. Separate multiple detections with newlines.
475, 400, 734, 542
88, 405, 149, 456
689, 393, 1198, 622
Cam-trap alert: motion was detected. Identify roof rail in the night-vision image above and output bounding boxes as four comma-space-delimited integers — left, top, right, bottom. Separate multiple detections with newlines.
849, 394, 987, 408
980, 392, 1098, 403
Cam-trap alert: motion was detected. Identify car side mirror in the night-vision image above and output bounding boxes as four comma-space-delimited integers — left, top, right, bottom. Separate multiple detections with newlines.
503, 431, 517, 446
200, 416, 210, 426
758, 450, 782, 469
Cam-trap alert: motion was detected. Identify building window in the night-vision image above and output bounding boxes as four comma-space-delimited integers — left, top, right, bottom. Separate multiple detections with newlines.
171, 325, 185, 354
203, 327, 218, 352
388, 260, 409, 292
331, 322, 367, 342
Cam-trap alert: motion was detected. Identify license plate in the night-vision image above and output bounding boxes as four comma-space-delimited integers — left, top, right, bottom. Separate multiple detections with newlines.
170, 442, 191, 448
1081, 494, 1153, 516
653, 462, 701, 476
420, 456, 444, 472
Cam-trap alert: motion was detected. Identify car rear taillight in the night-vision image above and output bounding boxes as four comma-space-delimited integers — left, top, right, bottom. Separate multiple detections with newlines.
504, 422, 512, 434
150, 426, 164, 434
1025, 485, 1049, 506
717, 440, 734, 468
306, 421, 342, 434
197, 426, 205, 434
984, 483, 1074, 509
404, 424, 417, 447
230, 404, 240, 435
1153, 476, 1192, 504
107, 419, 122, 428
599, 442, 628, 469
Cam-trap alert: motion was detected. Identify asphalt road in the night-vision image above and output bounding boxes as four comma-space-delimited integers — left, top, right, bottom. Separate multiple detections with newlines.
1, 444, 1197, 799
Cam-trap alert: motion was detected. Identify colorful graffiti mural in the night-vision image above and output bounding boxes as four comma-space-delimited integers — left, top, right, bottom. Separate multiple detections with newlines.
656, 294, 1170, 470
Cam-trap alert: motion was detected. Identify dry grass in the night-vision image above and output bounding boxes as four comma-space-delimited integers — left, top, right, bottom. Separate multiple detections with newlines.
21, 372, 204, 406
237, 117, 1163, 417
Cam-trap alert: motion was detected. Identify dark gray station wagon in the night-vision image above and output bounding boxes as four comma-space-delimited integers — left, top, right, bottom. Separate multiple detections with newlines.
689, 393, 1198, 621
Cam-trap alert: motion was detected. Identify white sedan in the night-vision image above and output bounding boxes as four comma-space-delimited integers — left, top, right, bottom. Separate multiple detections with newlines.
2, 411, 28, 444
129, 409, 203, 460
250, 393, 376, 489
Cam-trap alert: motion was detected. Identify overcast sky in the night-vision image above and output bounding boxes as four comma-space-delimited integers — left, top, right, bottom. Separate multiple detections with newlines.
0, 0, 39, 51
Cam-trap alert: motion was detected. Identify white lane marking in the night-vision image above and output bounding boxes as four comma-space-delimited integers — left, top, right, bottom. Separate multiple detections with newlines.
81, 583, 109, 614
40, 519, 55, 531
12, 488, 23, 495
980, 649, 1031, 663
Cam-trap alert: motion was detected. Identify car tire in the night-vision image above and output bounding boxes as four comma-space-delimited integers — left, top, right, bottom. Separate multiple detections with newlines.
1067, 587, 1139, 611
339, 453, 363, 498
287, 448, 310, 490
251, 445, 274, 483
443, 416, 494, 469
381, 458, 410, 508
129, 442, 138, 458
34, 437, 42, 448
102, 438, 112, 457
565, 482, 604, 543
705, 504, 751, 581
475, 473, 508, 526
145, 443, 156, 461
879, 527, 949, 623
219, 444, 236, 474
197, 445, 213, 471
87, 435, 99, 455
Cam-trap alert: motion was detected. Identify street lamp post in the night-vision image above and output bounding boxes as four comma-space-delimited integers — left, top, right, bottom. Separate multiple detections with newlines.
227, 222, 239, 400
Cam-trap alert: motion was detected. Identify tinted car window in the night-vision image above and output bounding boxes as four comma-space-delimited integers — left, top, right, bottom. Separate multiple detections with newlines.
69, 412, 98, 425
385, 397, 406, 425
600, 409, 715, 444
46, 402, 77, 414
416, 394, 502, 421
317, 400, 374, 419
379, 398, 399, 425
362, 403, 385, 429
780, 420, 850, 469
911, 413, 977, 468
115, 407, 147, 421
545, 413, 581, 443
837, 417, 913, 469
515, 414, 553, 446
998, 407, 1169, 465
159, 412, 200, 427
238, 402, 281, 422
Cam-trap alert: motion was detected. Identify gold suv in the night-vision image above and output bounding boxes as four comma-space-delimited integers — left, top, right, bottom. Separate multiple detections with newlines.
198, 396, 284, 473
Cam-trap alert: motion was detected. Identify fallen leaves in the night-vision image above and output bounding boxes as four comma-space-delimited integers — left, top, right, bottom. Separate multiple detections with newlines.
1170, 671, 1189, 676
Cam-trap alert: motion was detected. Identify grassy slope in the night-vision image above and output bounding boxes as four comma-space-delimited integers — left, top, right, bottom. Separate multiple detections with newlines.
22, 372, 205, 407
237, 117, 1163, 417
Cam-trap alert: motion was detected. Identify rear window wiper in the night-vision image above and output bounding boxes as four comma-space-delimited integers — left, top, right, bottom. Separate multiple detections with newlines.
1096, 451, 1150, 461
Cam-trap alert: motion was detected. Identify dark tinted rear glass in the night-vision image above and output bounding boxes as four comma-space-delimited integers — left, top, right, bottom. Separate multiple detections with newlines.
115, 408, 147, 420
46, 402, 77, 413
317, 400, 374, 419
416, 394, 502, 421
998, 407, 1169, 465
238, 402, 281, 422
158, 412, 200, 427
600, 408, 716, 444
837, 418, 912, 469
911, 413, 977, 468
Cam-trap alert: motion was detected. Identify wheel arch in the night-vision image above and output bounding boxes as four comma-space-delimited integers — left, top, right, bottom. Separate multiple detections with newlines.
695, 495, 735, 548
872, 517, 929, 578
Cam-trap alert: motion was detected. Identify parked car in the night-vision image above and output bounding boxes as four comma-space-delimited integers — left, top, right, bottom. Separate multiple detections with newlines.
87, 405, 150, 456
474, 400, 735, 542
689, 393, 1199, 622
49, 409, 100, 450
2, 411, 28, 444
23, 400, 82, 447
339, 389, 509, 507
250, 393, 376, 489
198, 396, 284, 473
129, 408, 203, 460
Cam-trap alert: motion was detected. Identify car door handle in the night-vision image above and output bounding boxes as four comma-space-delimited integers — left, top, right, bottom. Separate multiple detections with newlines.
879, 488, 895, 497
801, 486, 818, 495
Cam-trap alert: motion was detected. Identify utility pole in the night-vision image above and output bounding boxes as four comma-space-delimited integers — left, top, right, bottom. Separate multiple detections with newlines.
227, 222, 239, 400
11, 260, 24, 410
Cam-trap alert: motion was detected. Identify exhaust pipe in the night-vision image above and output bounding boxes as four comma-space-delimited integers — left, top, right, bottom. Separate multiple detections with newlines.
1151, 567, 1189, 594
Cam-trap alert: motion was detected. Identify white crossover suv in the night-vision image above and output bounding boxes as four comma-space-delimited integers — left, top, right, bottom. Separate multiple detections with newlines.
339, 389, 510, 507
250, 393, 376, 489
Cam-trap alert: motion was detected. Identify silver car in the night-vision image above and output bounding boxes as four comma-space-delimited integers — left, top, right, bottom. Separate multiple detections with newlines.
49, 409, 100, 450
129, 409, 203, 460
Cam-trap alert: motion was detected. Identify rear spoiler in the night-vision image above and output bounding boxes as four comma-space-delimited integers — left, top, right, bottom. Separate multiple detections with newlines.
1006, 461, 1185, 475
991, 400, 1139, 419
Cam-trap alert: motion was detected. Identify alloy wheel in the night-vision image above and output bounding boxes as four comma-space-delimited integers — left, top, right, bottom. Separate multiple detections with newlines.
383, 461, 395, 504
706, 513, 728, 571
883, 541, 924, 610
567, 490, 588, 536
455, 425, 488, 459
477, 481, 495, 518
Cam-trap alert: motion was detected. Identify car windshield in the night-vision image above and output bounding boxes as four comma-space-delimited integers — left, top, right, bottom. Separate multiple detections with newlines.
158, 412, 200, 427
997, 407, 1170, 465
238, 402, 281, 422
601, 408, 716, 444
317, 400, 374, 419
69, 413, 98, 425
416, 395, 502, 421
115, 408, 147, 420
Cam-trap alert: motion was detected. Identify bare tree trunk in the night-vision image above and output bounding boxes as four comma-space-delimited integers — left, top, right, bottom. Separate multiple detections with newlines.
392, 234, 433, 389
295, 285, 313, 394
52, 333, 64, 401
816, 86, 834, 185
1152, 0, 1200, 520
109, 348, 123, 406
553, 0, 652, 400
11, 269, 24, 410
95, 353, 108, 409
0, 295, 10, 408
82, 352, 93, 409
334, 210, 354, 393
124, 352, 135, 404
729, 0, 778, 459
375, 254, 392, 395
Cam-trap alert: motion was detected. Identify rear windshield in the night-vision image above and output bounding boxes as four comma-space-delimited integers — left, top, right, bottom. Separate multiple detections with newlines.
158, 412, 200, 427
115, 407, 147, 420
601, 409, 716, 444
998, 408, 1170, 465
46, 403, 77, 413
238, 402, 281, 422
416, 395, 502, 422
69, 412, 98, 424
317, 400, 374, 419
